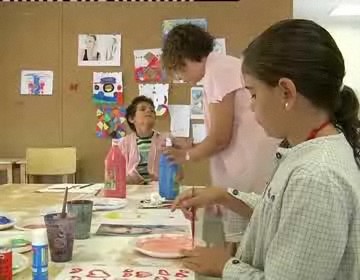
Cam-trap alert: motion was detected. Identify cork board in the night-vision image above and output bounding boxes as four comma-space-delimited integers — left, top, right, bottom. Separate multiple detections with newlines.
0, 1, 292, 185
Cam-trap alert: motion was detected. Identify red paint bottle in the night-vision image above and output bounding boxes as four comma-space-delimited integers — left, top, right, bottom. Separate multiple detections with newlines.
104, 138, 126, 198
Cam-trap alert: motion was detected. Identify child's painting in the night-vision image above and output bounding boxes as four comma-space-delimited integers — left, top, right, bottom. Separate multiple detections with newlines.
56, 264, 195, 280
96, 106, 127, 139
190, 87, 204, 120
96, 224, 188, 236
93, 72, 124, 105
162, 18, 208, 38
138, 84, 169, 117
134, 49, 164, 82
20, 70, 53, 95
78, 34, 121, 66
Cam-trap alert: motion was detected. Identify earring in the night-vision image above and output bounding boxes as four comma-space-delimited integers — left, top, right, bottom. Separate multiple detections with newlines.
285, 103, 289, 109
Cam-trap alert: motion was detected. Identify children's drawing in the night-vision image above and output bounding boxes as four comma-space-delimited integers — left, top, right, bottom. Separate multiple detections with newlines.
162, 18, 208, 38
56, 264, 195, 280
138, 84, 169, 116
20, 70, 53, 95
78, 34, 121, 66
134, 49, 164, 82
96, 224, 188, 236
96, 106, 127, 139
190, 87, 204, 120
93, 72, 124, 105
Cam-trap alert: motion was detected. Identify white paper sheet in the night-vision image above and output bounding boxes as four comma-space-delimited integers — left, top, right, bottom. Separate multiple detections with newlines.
168, 105, 191, 137
192, 123, 206, 144
56, 263, 195, 280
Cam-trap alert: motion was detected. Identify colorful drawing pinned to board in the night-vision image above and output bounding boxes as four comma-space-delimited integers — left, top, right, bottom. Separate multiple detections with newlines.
138, 84, 169, 116
134, 49, 164, 82
20, 70, 53, 95
162, 18, 208, 38
93, 72, 124, 105
55, 264, 195, 280
96, 106, 127, 139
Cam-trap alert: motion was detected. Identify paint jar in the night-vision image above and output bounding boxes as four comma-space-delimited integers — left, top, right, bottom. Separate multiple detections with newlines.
67, 200, 93, 239
44, 213, 76, 262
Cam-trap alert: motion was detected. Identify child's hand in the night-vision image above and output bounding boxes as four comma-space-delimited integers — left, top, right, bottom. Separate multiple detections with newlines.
126, 175, 145, 185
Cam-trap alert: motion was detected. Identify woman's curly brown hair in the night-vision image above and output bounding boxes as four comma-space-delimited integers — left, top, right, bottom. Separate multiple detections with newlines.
161, 23, 214, 73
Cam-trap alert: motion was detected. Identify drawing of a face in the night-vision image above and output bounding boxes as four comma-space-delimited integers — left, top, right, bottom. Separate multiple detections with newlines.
85, 35, 96, 49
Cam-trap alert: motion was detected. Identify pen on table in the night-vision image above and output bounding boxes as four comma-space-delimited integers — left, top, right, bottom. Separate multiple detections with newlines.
79, 183, 94, 189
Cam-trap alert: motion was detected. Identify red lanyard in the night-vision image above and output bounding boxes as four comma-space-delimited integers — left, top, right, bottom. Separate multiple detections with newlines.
306, 120, 331, 140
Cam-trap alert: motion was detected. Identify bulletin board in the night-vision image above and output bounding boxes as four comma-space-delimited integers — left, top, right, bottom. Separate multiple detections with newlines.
0, 1, 292, 185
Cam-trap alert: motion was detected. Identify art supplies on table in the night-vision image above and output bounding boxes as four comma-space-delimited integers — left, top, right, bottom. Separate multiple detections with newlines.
15, 217, 46, 231
32, 228, 48, 280
139, 192, 173, 209
55, 263, 195, 280
95, 224, 188, 236
36, 184, 103, 194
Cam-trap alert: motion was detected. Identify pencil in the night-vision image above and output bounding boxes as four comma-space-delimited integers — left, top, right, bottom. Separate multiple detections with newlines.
191, 186, 195, 248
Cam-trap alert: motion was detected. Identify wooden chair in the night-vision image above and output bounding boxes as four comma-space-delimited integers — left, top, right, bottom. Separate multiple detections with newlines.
26, 147, 77, 183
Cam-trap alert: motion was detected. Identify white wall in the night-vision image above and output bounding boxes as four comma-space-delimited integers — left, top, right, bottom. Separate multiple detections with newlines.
323, 23, 360, 99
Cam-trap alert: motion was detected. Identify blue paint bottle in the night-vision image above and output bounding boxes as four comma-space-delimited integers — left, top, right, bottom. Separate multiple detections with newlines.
159, 137, 179, 200
32, 228, 48, 280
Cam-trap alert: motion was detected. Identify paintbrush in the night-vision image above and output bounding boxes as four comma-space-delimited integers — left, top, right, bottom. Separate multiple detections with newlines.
60, 187, 69, 218
191, 186, 195, 248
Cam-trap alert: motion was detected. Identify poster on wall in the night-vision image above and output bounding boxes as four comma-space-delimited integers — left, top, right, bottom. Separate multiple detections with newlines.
213, 38, 226, 54
96, 106, 127, 139
134, 48, 164, 82
162, 18, 208, 38
138, 83, 169, 116
78, 34, 121, 66
190, 87, 204, 120
93, 72, 124, 105
20, 70, 53, 95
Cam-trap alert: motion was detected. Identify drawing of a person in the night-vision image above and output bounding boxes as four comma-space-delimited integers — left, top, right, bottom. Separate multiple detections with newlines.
81, 34, 100, 61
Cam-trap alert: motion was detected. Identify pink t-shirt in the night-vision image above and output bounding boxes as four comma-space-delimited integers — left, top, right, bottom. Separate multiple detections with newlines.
202, 52, 279, 193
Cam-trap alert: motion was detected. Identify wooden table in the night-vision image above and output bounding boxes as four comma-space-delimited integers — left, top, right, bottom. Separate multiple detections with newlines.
0, 184, 202, 279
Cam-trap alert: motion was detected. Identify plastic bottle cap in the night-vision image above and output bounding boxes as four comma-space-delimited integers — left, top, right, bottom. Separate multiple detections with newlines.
165, 137, 172, 147
112, 138, 121, 146
32, 228, 48, 246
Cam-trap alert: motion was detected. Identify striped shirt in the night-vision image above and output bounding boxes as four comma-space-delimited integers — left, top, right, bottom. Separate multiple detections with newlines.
223, 134, 360, 280
136, 134, 153, 183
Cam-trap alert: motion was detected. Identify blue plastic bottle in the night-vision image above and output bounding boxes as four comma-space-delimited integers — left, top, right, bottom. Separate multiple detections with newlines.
159, 137, 179, 200
32, 228, 48, 280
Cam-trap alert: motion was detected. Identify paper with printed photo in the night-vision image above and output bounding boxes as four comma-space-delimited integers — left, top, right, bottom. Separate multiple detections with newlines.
78, 34, 121, 66
190, 87, 204, 119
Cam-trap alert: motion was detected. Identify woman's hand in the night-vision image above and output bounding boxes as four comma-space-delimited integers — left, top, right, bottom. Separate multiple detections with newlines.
171, 187, 227, 219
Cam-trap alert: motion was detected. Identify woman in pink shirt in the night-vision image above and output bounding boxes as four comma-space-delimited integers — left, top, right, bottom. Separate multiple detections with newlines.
161, 24, 278, 250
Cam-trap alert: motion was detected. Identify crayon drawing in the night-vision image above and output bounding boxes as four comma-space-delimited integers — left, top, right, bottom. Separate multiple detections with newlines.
20, 70, 53, 95
93, 72, 124, 105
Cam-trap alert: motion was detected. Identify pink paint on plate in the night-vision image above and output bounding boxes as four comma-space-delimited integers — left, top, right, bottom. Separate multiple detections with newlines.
135, 234, 204, 259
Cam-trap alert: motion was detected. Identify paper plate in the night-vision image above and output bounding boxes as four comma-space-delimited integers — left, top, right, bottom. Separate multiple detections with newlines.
15, 217, 45, 231
92, 197, 127, 211
0, 214, 16, 230
0, 231, 32, 253
13, 252, 29, 275
135, 233, 204, 259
